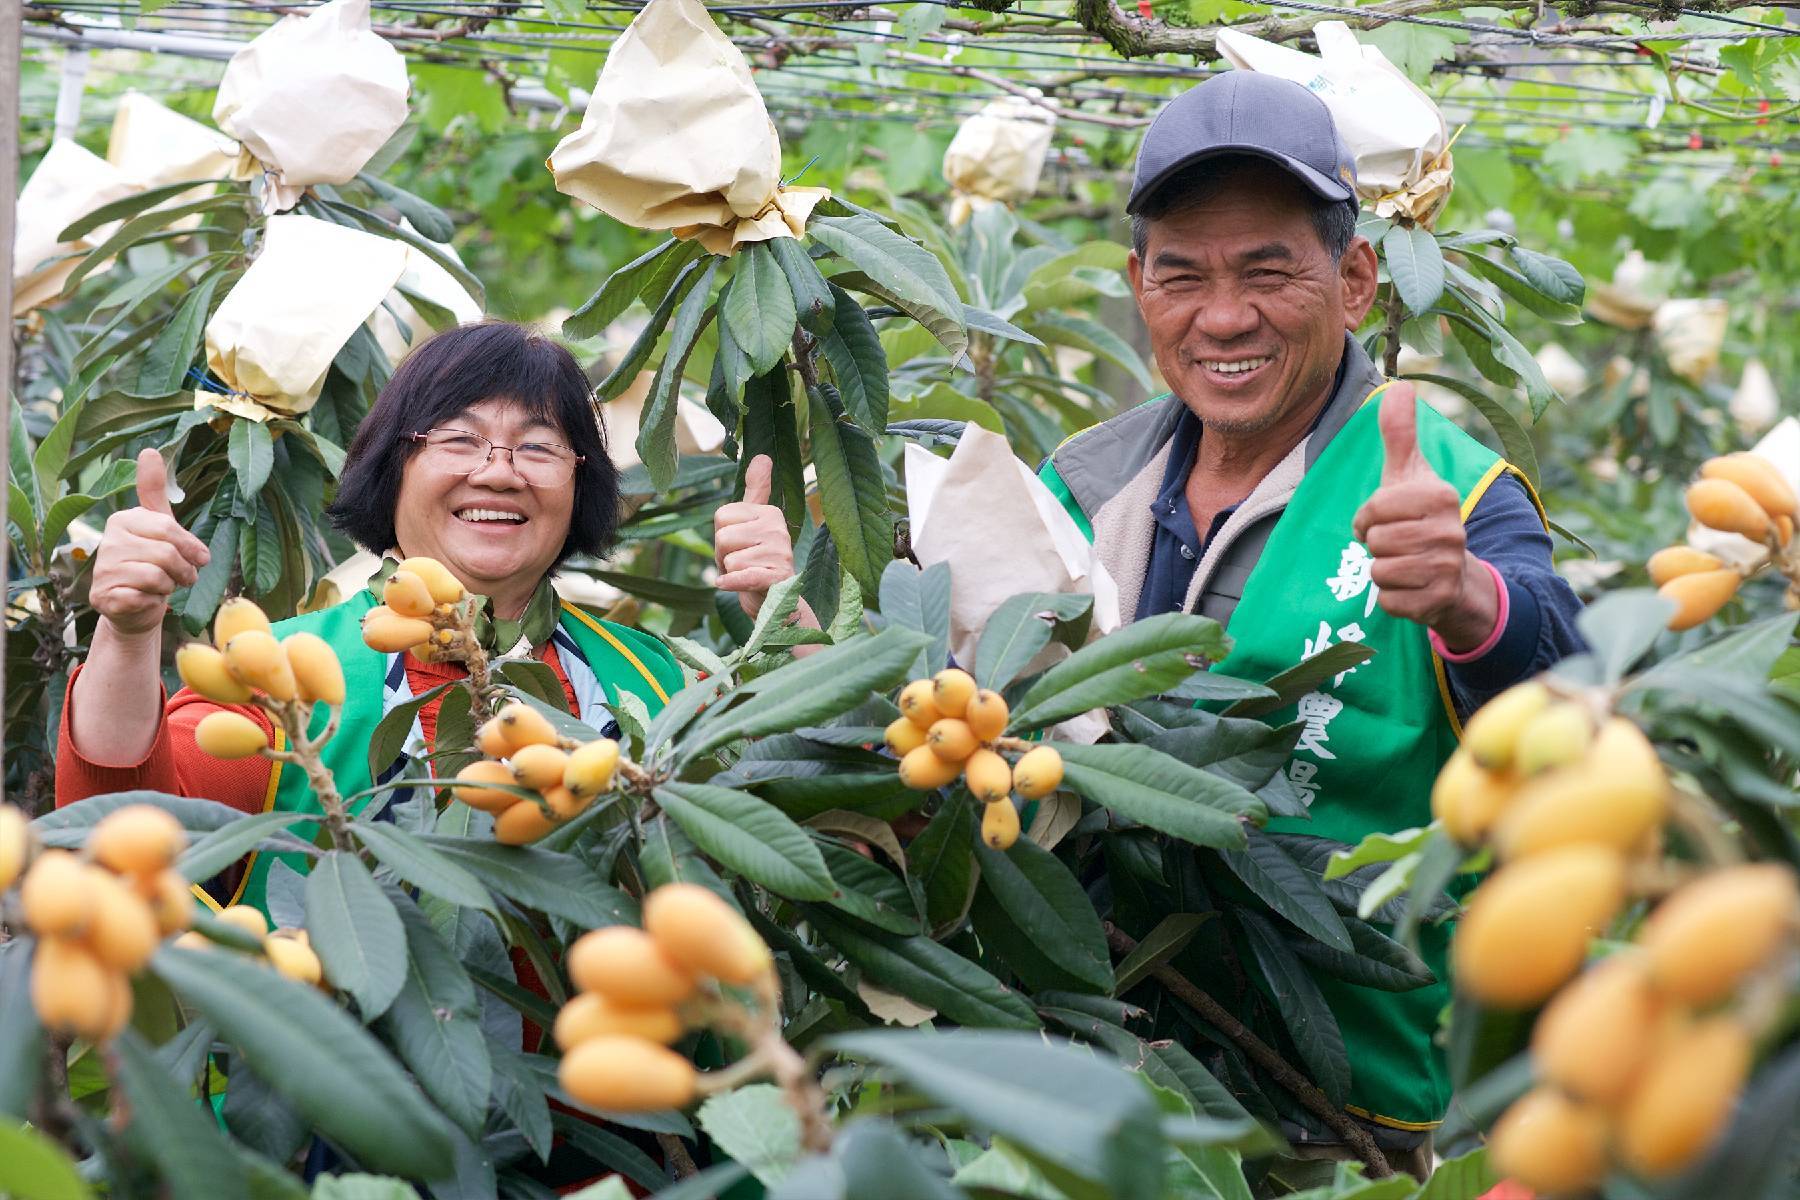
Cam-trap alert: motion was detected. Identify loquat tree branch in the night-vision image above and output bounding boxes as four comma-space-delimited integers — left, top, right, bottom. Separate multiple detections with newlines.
1104, 923, 1393, 1179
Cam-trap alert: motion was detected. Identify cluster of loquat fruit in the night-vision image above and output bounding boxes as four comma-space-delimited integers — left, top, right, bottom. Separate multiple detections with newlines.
2, 803, 190, 1041
555, 884, 774, 1112
1652, 452, 1798, 629
886, 668, 1063, 851
446, 703, 622, 845
175, 902, 327, 989
360, 556, 470, 660
1430, 681, 1799, 1191
180, 596, 346, 758
1487, 862, 1797, 1193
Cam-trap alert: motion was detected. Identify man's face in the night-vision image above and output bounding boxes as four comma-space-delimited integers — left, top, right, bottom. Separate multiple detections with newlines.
1128, 163, 1379, 438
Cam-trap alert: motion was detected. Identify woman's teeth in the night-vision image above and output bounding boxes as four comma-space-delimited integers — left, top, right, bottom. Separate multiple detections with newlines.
456, 508, 525, 524
1203, 357, 1272, 375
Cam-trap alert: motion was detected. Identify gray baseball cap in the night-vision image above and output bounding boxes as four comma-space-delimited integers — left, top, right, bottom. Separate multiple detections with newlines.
1126, 71, 1359, 214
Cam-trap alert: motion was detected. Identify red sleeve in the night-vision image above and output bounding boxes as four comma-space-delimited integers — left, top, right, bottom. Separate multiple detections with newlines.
55, 664, 276, 817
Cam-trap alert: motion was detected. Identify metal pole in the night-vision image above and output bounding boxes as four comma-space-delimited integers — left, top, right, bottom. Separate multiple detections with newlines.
0, 0, 21, 800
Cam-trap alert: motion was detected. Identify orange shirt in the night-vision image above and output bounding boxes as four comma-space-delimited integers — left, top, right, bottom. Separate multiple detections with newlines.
56, 642, 583, 813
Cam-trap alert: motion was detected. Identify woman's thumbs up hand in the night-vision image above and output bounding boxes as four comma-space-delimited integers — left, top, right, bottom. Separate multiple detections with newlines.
89, 450, 212, 638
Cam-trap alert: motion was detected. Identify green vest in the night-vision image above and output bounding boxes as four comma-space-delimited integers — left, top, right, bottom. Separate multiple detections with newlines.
201, 590, 682, 918
1047, 383, 1540, 1130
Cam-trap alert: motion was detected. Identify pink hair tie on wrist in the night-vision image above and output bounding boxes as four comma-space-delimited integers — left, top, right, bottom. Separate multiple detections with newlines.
1430, 560, 1508, 663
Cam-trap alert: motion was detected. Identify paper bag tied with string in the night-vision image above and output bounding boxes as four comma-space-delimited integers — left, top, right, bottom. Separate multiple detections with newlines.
548, 0, 829, 256
108, 91, 239, 189
202, 214, 407, 421
13, 140, 143, 317
213, 0, 409, 214
942, 96, 1056, 227
905, 426, 1121, 743
1218, 22, 1454, 228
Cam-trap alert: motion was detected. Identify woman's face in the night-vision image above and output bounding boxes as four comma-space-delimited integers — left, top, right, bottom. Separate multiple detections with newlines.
392, 397, 578, 597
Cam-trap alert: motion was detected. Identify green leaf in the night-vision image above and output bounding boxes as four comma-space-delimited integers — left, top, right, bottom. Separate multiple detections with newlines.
416, 836, 638, 929
116, 1029, 248, 1196
488, 1043, 555, 1164
1323, 826, 1433, 881
817, 283, 889, 434
684, 626, 928, 758
974, 592, 1095, 692
964, 303, 1043, 346
696, 1084, 802, 1186
888, 382, 1005, 434
1289, 915, 1434, 993
639, 257, 722, 491
65, 199, 238, 292
306, 851, 408, 1019
1057, 742, 1261, 849
1217, 830, 1352, 953
879, 559, 951, 678
563, 238, 699, 341
1400, 373, 1539, 491
357, 172, 455, 244
35, 789, 271, 847
0, 943, 44, 1121
176, 810, 320, 881
807, 385, 894, 597
1112, 912, 1212, 996
136, 269, 223, 396
1221, 643, 1375, 720
910, 798, 979, 934
836, 1120, 964, 1200
1415, 1148, 1498, 1200
654, 782, 837, 900
807, 910, 1040, 1029
770, 236, 836, 334
59, 178, 223, 241
1457, 251, 1581, 325
810, 216, 967, 362
379, 893, 491, 1137
1579, 589, 1681, 683
366, 681, 457, 781
227, 418, 275, 503
151, 945, 458, 1177
1506, 245, 1584, 305
724, 242, 799, 375
352, 821, 495, 912
1383, 223, 1446, 316
595, 257, 711, 402
223, 1062, 310, 1166
830, 1029, 1166, 1197
819, 841, 922, 934
975, 838, 1113, 992
1011, 613, 1229, 730
1235, 910, 1351, 1107
1029, 311, 1155, 392
0, 1122, 96, 1200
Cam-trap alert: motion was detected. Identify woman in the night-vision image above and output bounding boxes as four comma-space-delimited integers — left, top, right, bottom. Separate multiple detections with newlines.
59, 321, 806, 915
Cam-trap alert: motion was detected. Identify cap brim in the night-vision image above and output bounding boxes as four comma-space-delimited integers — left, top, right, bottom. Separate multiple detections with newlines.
1127, 144, 1353, 215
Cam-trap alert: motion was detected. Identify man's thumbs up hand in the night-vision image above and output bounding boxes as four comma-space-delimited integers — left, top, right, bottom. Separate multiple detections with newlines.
89, 450, 212, 639
1352, 384, 1501, 652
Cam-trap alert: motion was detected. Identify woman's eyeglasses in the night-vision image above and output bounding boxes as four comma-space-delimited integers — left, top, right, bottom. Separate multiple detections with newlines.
405, 428, 585, 487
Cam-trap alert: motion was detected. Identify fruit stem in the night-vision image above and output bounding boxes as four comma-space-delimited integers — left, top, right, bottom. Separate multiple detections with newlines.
992, 735, 1034, 754
264, 700, 354, 852
1664, 786, 1743, 869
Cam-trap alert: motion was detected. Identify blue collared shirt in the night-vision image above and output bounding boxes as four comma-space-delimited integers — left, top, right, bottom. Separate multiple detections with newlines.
1136, 406, 1586, 718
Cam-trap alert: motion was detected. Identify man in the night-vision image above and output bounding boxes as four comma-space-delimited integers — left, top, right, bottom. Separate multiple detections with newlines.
1039, 72, 1585, 1171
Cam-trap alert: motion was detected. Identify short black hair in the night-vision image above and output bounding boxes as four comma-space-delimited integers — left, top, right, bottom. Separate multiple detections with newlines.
1130, 154, 1359, 263
327, 321, 620, 567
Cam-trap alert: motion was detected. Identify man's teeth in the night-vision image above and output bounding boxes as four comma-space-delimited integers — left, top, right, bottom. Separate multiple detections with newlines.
457, 508, 525, 523
1204, 357, 1272, 374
